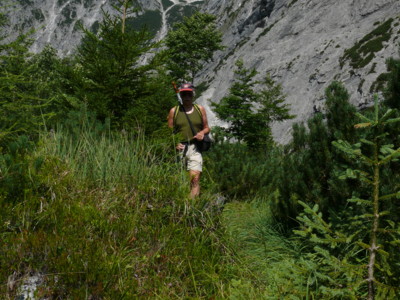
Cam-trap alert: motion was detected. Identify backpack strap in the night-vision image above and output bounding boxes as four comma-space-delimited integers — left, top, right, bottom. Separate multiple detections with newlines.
173, 104, 203, 125
173, 105, 179, 125
193, 104, 203, 119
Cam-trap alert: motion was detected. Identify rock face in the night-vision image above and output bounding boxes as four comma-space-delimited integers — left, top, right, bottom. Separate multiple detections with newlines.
197, 0, 400, 143
2, 0, 400, 143
3, 0, 203, 56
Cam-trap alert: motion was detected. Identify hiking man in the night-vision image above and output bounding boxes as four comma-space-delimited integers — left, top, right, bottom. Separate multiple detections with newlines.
168, 83, 210, 198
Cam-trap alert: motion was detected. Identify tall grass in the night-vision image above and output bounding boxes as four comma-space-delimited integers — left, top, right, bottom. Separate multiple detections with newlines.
221, 199, 329, 299
0, 116, 234, 298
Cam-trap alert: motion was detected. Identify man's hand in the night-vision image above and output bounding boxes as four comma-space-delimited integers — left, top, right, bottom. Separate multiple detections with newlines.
176, 143, 186, 151
194, 132, 204, 141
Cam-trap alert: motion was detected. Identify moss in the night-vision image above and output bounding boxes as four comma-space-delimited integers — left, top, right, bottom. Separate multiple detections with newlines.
31, 8, 45, 22
236, 37, 250, 49
288, 0, 299, 8
83, 0, 95, 8
368, 62, 377, 74
127, 10, 162, 36
57, 0, 69, 6
309, 73, 317, 81
370, 72, 390, 93
17, 0, 34, 4
161, 0, 173, 9
357, 78, 365, 93
256, 22, 276, 42
166, 4, 203, 27
340, 18, 394, 69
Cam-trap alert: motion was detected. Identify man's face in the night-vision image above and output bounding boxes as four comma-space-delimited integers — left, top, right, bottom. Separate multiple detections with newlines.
180, 91, 194, 102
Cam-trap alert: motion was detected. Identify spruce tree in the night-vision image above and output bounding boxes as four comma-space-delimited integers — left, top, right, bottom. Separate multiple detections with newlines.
164, 11, 224, 83
212, 60, 293, 148
294, 96, 400, 299
74, 1, 164, 130
0, 18, 48, 144
270, 82, 359, 224
383, 56, 400, 110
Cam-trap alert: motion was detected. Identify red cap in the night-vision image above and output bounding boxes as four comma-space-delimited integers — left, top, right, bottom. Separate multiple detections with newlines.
179, 83, 195, 92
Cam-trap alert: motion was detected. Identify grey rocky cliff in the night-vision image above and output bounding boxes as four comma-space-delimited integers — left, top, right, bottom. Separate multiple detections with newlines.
2, 0, 202, 56
197, 0, 400, 143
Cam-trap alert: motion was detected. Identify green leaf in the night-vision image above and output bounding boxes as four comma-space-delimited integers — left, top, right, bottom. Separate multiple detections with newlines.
347, 197, 373, 206
356, 241, 370, 249
380, 108, 394, 122
385, 117, 400, 124
360, 138, 375, 146
355, 112, 372, 123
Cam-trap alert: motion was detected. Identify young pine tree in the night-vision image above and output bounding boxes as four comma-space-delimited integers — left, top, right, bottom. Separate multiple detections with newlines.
0, 16, 49, 145
295, 96, 400, 299
270, 82, 360, 225
212, 59, 293, 149
164, 11, 224, 83
74, 1, 161, 129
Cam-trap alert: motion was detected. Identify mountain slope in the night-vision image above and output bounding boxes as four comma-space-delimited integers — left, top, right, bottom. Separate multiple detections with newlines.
2, 0, 400, 143
2, 0, 203, 56
197, 0, 400, 142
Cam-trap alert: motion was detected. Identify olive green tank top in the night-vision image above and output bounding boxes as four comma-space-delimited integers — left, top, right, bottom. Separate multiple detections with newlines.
174, 106, 203, 142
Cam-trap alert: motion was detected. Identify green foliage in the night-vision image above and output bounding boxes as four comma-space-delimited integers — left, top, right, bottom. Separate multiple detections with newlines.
1, 5, 400, 299
255, 22, 276, 42
72, 6, 172, 131
340, 18, 394, 69
0, 135, 42, 204
266, 82, 361, 226
0, 20, 52, 146
325, 81, 358, 141
294, 97, 400, 298
383, 55, 400, 109
207, 142, 282, 200
211, 59, 293, 148
0, 117, 233, 298
164, 11, 224, 82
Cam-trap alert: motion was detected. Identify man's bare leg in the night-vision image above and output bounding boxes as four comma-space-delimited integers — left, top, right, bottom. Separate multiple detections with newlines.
189, 170, 201, 199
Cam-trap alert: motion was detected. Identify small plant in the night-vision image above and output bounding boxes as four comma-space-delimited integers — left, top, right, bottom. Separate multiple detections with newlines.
211, 59, 294, 149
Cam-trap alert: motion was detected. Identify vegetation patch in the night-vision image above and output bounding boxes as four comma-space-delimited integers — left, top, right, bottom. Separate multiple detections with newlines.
288, 0, 299, 8
31, 8, 44, 22
370, 71, 389, 93
127, 10, 162, 36
368, 62, 377, 74
340, 18, 394, 69
60, 4, 77, 26
167, 4, 204, 27
256, 21, 276, 42
161, 0, 174, 10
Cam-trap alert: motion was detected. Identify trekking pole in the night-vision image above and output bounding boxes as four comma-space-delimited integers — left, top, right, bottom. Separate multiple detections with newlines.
172, 82, 183, 105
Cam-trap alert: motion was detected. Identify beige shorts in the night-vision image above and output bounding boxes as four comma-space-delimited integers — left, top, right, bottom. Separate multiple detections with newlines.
180, 144, 203, 172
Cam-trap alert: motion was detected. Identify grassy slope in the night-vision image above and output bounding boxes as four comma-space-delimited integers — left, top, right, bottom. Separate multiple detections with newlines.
1, 122, 313, 298
0, 124, 235, 298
